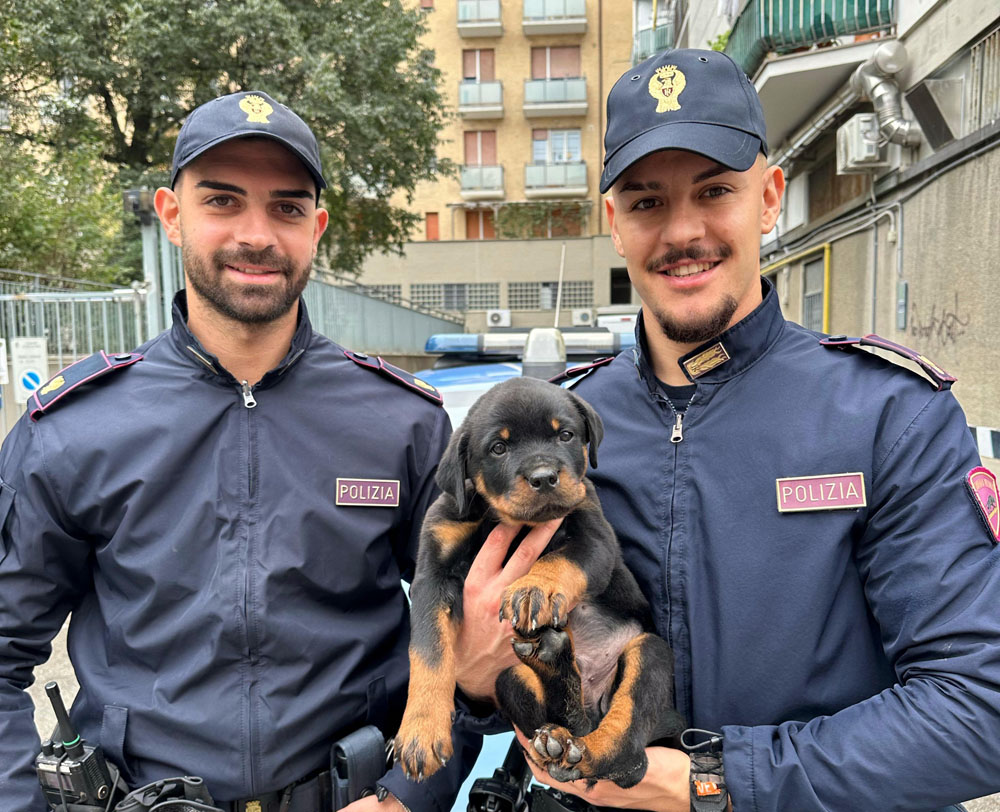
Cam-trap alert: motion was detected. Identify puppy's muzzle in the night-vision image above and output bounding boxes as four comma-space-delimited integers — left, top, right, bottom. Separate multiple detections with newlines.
527, 466, 560, 493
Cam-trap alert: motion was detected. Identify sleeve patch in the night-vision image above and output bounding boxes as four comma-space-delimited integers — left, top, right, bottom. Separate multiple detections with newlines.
29, 351, 143, 421
966, 466, 1000, 544
343, 350, 443, 405
819, 334, 956, 391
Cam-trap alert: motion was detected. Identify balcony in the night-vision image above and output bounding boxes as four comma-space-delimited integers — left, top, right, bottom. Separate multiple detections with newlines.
460, 165, 505, 200
458, 0, 503, 37
726, 0, 894, 79
632, 22, 676, 65
523, 77, 587, 117
522, 0, 586, 35
458, 80, 504, 119
524, 161, 587, 198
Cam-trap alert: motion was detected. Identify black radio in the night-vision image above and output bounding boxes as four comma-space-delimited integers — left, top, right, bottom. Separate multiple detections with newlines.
35, 681, 127, 810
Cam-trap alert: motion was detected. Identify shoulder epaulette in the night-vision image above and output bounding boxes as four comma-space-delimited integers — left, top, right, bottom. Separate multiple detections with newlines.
549, 356, 615, 389
29, 351, 143, 421
344, 350, 443, 405
819, 334, 956, 391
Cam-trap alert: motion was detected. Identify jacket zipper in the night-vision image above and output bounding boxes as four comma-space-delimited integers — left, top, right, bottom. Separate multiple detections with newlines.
240, 380, 257, 409
239, 381, 259, 793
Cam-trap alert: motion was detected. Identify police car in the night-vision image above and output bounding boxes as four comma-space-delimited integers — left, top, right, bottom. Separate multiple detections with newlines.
417, 327, 636, 427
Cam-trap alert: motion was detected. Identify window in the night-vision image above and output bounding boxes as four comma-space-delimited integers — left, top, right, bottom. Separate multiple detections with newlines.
464, 131, 497, 165
420, 0, 434, 7
426, 212, 439, 241
532, 129, 581, 163
508, 281, 593, 310
531, 46, 581, 79
802, 259, 824, 332
465, 209, 496, 240
364, 284, 402, 303
463, 49, 495, 81
410, 283, 500, 311
610, 268, 632, 305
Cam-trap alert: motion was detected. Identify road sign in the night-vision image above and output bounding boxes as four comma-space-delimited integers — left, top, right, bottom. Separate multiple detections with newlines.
0, 338, 8, 386
12, 337, 49, 404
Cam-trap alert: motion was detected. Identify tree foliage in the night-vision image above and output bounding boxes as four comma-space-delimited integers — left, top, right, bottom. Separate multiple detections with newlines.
1, 0, 451, 276
0, 141, 135, 284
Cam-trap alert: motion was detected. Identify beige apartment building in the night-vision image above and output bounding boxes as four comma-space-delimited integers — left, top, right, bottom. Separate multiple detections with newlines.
359, 0, 679, 331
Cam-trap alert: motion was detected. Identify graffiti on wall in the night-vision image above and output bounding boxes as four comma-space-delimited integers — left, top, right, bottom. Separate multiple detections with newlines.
909, 291, 970, 348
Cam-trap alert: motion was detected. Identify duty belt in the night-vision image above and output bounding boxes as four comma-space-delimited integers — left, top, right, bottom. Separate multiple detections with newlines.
222, 770, 331, 812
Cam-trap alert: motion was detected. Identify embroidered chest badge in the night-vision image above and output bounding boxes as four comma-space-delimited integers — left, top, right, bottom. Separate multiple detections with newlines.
966, 466, 999, 543
776, 472, 867, 513
336, 478, 400, 507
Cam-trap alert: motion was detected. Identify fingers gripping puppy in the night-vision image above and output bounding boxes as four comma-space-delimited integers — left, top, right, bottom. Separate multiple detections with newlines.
394, 377, 683, 786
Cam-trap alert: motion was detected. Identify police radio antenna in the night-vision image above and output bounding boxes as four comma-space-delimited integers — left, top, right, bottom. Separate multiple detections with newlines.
553, 241, 567, 328
45, 681, 84, 759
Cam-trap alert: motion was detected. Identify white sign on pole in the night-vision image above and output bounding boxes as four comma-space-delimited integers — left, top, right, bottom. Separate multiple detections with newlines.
12, 337, 49, 404
0, 338, 9, 386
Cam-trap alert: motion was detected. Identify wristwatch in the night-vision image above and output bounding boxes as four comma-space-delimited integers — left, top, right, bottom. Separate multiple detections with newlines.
690, 750, 728, 812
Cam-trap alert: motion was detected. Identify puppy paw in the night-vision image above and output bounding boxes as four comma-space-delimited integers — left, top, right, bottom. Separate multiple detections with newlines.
512, 627, 570, 666
531, 724, 587, 781
500, 576, 569, 634
394, 708, 454, 781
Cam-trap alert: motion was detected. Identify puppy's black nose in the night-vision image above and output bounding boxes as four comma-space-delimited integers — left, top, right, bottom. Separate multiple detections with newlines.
527, 467, 559, 492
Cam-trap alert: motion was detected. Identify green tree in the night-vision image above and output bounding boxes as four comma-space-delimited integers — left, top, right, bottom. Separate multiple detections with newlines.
1, 0, 451, 277
0, 142, 134, 284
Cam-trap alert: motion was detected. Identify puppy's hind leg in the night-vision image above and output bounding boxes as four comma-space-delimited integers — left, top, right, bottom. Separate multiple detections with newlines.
530, 632, 681, 788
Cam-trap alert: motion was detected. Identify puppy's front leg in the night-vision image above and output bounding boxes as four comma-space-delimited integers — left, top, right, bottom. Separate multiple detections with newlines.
394, 518, 475, 780
500, 494, 616, 634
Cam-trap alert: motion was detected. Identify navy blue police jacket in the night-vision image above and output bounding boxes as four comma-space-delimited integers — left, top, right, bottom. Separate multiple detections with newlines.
0, 293, 480, 809
573, 282, 1000, 811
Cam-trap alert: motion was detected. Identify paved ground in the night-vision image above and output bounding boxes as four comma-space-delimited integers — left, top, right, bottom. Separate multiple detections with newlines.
29, 622, 1000, 811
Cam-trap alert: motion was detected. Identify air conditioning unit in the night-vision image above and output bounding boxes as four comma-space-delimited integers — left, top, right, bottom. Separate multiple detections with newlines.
836, 114, 890, 174
486, 308, 511, 328
571, 308, 595, 326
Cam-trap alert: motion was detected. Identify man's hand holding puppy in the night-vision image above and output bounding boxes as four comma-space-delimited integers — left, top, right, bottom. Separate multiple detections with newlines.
455, 520, 563, 703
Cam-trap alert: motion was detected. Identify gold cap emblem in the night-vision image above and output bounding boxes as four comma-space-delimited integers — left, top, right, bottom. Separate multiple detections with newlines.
648, 65, 687, 113
239, 94, 273, 124
39, 375, 66, 396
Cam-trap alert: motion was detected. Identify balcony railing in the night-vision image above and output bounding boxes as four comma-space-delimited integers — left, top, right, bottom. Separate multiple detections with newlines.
524, 0, 584, 17
458, 0, 502, 36
523, 0, 586, 34
458, 80, 504, 118
460, 165, 504, 199
632, 22, 676, 65
525, 161, 587, 197
525, 77, 586, 103
726, 0, 894, 78
523, 77, 587, 116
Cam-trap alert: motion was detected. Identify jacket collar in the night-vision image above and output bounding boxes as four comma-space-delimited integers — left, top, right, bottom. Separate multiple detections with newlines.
169, 290, 313, 384
633, 277, 786, 387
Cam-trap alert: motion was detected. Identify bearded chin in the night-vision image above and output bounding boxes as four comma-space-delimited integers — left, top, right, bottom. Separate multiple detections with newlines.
182, 244, 311, 325
652, 294, 739, 345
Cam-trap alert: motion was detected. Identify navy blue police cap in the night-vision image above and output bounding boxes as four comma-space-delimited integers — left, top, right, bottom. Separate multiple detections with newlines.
600, 48, 768, 193
170, 90, 327, 191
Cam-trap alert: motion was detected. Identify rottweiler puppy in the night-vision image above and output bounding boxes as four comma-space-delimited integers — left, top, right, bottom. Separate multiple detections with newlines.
394, 376, 684, 788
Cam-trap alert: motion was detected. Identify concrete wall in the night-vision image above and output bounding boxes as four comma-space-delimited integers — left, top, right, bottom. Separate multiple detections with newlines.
360, 233, 625, 330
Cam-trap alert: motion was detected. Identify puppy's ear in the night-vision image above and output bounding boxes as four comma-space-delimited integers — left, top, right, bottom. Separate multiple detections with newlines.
436, 427, 471, 515
570, 391, 604, 469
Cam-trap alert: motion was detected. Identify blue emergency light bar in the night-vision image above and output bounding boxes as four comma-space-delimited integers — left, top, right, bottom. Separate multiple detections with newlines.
425, 330, 635, 357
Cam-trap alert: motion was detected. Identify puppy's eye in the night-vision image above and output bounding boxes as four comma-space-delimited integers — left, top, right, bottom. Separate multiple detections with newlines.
558, 430, 574, 442
490, 441, 508, 456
